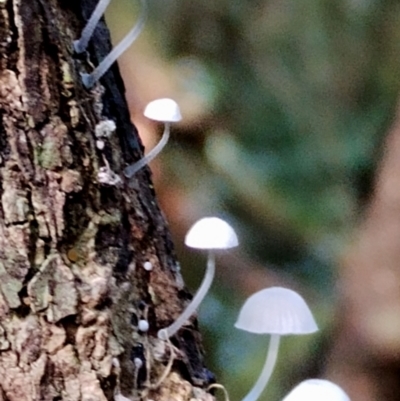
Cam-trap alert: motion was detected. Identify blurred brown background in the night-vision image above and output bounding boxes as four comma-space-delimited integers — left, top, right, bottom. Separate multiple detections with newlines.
106, 1, 400, 399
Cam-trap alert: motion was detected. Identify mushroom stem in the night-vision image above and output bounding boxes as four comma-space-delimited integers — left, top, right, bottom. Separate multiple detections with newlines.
242, 334, 281, 401
82, 0, 147, 88
124, 122, 170, 178
74, 0, 112, 54
158, 251, 216, 339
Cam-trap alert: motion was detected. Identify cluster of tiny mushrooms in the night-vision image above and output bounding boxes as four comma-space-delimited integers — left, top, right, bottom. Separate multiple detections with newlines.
74, 1, 351, 401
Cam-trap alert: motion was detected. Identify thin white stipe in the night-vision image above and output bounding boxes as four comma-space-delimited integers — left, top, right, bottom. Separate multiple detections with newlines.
124, 122, 170, 178
241, 335, 280, 401
157, 251, 216, 339
74, 0, 112, 54
82, 0, 147, 88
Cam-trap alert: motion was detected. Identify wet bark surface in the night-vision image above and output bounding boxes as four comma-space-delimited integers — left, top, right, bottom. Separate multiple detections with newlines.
0, 0, 213, 400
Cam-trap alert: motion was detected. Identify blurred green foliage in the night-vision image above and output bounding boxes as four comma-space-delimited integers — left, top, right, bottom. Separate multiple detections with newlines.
106, 0, 400, 399
146, 0, 400, 286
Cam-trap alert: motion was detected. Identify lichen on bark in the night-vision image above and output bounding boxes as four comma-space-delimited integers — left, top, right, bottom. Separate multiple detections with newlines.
0, 0, 214, 400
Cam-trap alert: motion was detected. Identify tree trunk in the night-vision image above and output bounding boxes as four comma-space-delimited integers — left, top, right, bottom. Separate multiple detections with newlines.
0, 1, 213, 400
324, 107, 400, 401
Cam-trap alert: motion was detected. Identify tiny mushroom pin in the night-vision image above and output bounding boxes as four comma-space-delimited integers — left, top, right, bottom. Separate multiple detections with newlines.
124, 98, 182, 178
158, 217, 238, 339
138, 319, 149, 332
235, 287, 318, 401
79, 0, 147, 88
282, 379, 351, 401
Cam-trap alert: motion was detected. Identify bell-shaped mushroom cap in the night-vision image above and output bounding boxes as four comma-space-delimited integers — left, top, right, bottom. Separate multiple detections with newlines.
282, 379, 351, 401
235, 287, 318, 335
144, 98, 182, 122
185, 217, 239, 250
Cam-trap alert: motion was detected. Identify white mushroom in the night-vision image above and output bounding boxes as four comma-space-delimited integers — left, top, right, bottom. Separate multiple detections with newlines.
282, 379, 351, 401
138, 319, 149, 332
143, 261, 153, 271
158, 217, 238, 339
133, 357, 144, 369
80, 0, 147, 88
124, 98, 182, 178
235, 287, 318, 401
74, 0, 112, 54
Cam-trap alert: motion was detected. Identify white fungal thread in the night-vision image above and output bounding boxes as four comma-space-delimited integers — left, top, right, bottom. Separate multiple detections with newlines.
207, 384, 231, 401
97, 156, 121, 186
81, 0, 147, 88
148, 336, 176, 390
74, 0, 112, 54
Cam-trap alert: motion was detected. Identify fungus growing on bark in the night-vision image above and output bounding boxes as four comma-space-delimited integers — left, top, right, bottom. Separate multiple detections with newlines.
138, 319, 149, 332
235, 287, 318, 401
95, 120, 116, 138
133, 357, 144, 369
97, 156, 121, 186
95, 119, 116, 150
79, 0, 147, 88
282, 379, 351, 401
143, 261, 153, 271
124, 98, 182, 178
158, 217, 238, 339
74, 0, 112, 54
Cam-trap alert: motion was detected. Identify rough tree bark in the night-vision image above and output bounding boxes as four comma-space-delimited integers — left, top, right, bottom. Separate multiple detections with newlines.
0, 1, 214, 400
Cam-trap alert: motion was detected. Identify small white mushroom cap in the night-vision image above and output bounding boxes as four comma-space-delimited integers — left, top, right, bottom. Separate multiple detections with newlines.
144, 98, 182, 122
143, 261, 153, 271
235, 287, 318, 335
185, 217, 239, 250
133, 357, 143, 369
282, 379, 351, 401
138, 319, 149, 332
